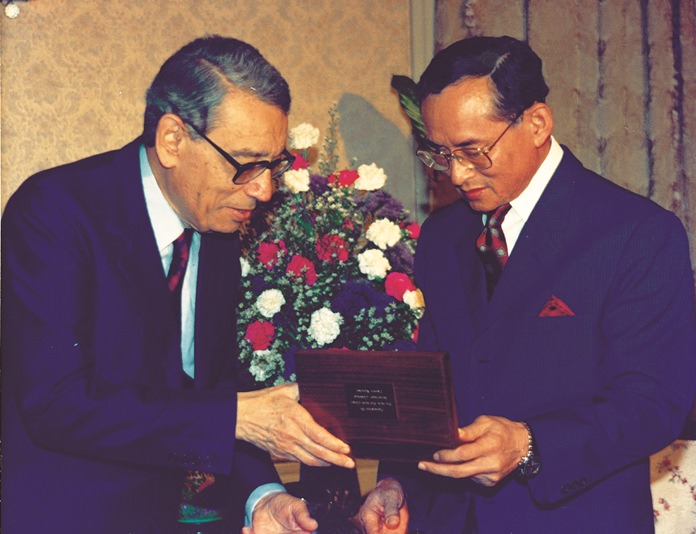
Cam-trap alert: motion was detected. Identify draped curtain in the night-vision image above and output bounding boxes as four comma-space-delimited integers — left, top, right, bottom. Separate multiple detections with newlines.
432, 0, 695, 288
431, 1, 696, 530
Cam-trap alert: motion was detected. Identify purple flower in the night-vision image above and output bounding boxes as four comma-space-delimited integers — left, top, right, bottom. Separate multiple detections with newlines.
356, 190, 405, 220
309, 174, 331, 196
384, 242, 414, 274
332, 280, 393, 318
250, 274, 272, 294
282, 346, 299, 380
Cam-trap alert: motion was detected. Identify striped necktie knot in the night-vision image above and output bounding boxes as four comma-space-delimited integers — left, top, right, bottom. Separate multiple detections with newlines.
476, 203, 512, 298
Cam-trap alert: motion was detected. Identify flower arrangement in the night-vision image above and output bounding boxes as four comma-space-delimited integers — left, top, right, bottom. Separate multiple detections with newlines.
237, 108, 424, 388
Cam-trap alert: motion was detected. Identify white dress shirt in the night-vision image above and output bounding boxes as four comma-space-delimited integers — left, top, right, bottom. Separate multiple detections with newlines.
140, 145, 199, 378
486, 136, 564, 253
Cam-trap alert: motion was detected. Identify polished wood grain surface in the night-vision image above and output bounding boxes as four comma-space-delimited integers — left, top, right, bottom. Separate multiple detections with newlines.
296, 350, 459, 461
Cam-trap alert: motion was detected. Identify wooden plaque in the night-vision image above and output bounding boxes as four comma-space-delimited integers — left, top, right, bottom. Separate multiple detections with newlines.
295, 349, 459, 462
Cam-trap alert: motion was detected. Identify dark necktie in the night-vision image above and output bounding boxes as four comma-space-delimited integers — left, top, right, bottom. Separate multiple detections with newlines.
167, 231, 222, 524
476, 203, 512, 299
167, 229, 193, 293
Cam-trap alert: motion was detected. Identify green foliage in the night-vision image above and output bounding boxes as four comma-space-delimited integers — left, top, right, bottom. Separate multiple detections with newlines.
318, 102, 340, 175
391, 75, 427, 145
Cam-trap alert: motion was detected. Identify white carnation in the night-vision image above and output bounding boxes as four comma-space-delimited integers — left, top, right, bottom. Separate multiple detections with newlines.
366, 218, 402, 250
248, 349, 283, 382
357, 249, 391, 280
289, 123, 320, 150
354, 163, 387, 191
283, 168, 310, 193
240, 257, 251, 277
256, 289, 286, 318
403, 288, 425, 311
308, 307, 343, 346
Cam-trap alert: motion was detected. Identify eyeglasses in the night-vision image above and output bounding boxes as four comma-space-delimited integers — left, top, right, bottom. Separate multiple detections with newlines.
186, 122, 295, 185
416, 111, 523, 172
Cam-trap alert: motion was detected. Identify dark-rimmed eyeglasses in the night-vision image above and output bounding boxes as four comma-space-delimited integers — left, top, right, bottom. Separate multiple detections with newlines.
186, 122, 295, 185
416, 111, 523, 172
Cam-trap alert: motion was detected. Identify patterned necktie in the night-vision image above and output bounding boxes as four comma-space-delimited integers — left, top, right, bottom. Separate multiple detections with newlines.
476, 203, 512, 299
167, 229, 193, 293
167, 231, 222, 524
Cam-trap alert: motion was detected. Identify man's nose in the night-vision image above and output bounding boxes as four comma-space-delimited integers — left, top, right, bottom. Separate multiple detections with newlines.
449, 159, 476, 188
245, 170, 274, 202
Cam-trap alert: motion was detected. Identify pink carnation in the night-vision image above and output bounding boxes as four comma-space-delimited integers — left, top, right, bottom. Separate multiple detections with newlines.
245, 320, 275, 351
385, 272, 416, 301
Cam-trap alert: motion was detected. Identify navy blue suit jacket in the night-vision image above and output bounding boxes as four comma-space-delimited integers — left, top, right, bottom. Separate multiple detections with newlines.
383, 148, 696, 533
1, 139, 280, 533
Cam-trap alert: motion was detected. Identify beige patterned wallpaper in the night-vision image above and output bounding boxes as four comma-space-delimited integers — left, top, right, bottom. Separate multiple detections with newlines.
1, 0, 417, 212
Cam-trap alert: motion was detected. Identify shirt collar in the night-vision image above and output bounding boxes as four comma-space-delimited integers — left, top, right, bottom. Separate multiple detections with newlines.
508, 136, 563, 224
140, 144, 186, 252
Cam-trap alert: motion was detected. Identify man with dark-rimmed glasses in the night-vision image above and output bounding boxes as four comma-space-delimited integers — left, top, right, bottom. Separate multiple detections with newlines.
381, 35, 696, 534
2, 35, 407, 534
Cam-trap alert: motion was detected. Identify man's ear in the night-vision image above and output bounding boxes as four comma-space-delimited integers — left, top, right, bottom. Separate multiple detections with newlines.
155, 113, 186, 169
526, 102, 554, 148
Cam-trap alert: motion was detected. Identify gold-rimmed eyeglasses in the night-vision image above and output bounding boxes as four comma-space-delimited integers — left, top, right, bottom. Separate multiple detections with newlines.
416, 110, 523, 172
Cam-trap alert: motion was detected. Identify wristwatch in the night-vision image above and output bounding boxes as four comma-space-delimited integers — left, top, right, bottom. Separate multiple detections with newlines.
515, 422, 541, 479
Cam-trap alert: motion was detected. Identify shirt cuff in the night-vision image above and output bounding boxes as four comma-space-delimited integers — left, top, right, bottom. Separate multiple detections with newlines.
244, 482, 286, 527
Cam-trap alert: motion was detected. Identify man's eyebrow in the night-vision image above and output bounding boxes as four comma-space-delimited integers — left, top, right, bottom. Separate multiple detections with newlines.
229, 147, 274, 159
425, 138, 479, 151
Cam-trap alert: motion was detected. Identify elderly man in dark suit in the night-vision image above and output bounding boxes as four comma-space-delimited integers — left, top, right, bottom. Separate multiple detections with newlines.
382, 36, 696, 533
2, 35, 407, 534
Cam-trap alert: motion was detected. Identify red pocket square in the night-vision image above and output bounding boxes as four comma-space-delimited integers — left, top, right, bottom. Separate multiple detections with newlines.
538, 295, 575, 317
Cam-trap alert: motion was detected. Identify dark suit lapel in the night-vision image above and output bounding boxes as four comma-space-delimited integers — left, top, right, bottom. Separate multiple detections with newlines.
102, 140, 171, 307
455, 219, 488, 327
100, 140, 182, 386
476, 149, 580, 336
194, 231, 241, 389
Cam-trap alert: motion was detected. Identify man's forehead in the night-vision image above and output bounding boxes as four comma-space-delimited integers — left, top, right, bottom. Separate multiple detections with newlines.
210, 93, 288, 149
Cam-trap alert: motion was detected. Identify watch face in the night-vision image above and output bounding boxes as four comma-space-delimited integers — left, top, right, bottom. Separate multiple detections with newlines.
518, 455, 541, 478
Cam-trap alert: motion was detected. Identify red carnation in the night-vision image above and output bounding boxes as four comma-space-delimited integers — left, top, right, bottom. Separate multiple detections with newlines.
385, 272, 416, 301
286, 254, 318, 286
245, 320, 275, 351
258, 241, 286, 268
405, 222, 421, 239
328, 169, 359, 187
316, 234, 349, 262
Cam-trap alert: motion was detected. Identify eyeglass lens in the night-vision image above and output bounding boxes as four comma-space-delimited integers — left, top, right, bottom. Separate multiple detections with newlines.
235, 158, 294, 184
430, 150, 489, 171
417, 149, 490, 172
